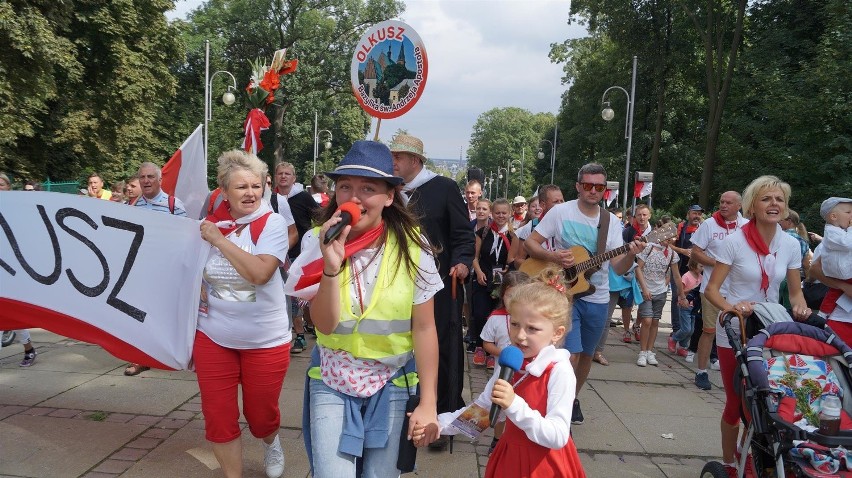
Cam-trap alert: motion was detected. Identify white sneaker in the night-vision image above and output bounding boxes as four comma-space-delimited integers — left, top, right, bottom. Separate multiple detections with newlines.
264, 436, 285, 478
710, 359, 720, 370
646, 351, 658, 366
685, 351, 695, 363
637, 351, 647, 367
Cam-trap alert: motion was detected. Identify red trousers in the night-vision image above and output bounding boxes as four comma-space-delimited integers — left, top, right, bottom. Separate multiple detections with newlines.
193, 331, 291, 443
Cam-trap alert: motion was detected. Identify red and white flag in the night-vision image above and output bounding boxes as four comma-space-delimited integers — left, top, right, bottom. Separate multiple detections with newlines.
604, 188, 619, 207
242, 108, 271, 154
162, 124, 209, 219
633, 181, 653, 199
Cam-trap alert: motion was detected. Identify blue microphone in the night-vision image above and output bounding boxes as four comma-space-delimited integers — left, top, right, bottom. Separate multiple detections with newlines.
490, 345, 524, 427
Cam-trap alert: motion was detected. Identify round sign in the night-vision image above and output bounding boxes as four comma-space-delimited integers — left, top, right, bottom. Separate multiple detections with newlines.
350, 20, 428, 119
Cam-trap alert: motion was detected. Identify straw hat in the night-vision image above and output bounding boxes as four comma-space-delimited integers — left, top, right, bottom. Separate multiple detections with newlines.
388, 134, 427, 163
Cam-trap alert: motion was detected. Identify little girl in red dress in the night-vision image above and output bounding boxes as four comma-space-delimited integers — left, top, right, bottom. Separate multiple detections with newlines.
437, 267, 586, 477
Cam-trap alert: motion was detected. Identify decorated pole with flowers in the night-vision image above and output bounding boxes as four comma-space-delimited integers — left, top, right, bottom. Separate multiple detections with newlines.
241, 50, 298, 154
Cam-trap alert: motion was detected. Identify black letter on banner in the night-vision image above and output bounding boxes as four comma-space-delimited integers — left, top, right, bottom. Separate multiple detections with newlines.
55, 208, 110, 297
101, 216, 146, 322
0, 207, 61, 283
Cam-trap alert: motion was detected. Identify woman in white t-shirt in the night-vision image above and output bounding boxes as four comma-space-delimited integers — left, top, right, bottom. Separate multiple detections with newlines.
196, 150, 292, 478
705, 175, 810, 476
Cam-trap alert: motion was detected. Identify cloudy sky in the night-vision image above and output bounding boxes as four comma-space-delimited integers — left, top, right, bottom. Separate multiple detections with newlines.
169, 0, 586, 159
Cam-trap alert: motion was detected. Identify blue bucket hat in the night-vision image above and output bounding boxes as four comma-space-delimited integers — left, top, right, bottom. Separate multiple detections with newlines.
325, 140, 403, 186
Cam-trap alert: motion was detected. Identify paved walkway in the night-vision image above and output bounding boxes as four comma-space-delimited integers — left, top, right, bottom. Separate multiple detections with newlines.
1, 299, 726, 477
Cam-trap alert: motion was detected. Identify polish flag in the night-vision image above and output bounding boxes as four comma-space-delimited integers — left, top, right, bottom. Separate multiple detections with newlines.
162, 124, 209, 219
633, 181, 653, 199
604, 188, 618, 207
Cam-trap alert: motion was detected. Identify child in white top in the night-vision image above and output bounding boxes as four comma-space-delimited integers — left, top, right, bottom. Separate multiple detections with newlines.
481, 271, 532, 365
818, 197, 852, 316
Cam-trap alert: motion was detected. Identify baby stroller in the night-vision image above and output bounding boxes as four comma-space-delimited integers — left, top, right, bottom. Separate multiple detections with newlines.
701, 304, 852, 478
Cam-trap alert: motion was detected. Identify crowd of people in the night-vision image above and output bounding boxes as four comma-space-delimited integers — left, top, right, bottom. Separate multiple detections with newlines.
2, 139, 850, 477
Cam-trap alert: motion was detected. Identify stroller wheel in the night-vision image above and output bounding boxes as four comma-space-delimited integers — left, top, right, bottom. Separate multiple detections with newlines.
700, 461, 731, 478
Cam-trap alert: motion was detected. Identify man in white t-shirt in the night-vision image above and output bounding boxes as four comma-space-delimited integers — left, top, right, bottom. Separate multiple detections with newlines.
464, 180, 482, 221
525, 163, 642, 425
690, 191, 749, 390
511, 185, 564, 269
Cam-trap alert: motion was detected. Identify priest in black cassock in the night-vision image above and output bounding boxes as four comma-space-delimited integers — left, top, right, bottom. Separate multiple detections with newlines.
390, 134, 475, 450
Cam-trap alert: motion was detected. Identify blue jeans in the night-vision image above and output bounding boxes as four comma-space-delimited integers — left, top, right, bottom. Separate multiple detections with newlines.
671, 306, 694, 348
308, 379, 408, 478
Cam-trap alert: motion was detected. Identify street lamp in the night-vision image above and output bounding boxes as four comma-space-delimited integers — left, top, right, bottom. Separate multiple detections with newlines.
313, 111, 333, 176
600, 55, 637, 213
497, 166, 508, 199
508, 158, 522, 197
204, 40, 238, 163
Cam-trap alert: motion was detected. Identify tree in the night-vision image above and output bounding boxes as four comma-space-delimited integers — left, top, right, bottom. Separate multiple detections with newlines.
181, 0, 404, 180
1, 0, 182, 182
680, 0, 748, 207
467, 107, 555, 199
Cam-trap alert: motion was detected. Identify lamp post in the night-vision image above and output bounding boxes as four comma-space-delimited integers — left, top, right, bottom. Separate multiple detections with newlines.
508, 157, 522, 197
487, 171, 495, 200
537, 139, 554, 184
497, 166, 508, 199
313, 111, 333, 176
204, 40, 238, 164
600, 55, 637, 213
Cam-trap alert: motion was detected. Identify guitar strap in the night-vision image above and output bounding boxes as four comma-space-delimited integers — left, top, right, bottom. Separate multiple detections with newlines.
596, 206, 610, 256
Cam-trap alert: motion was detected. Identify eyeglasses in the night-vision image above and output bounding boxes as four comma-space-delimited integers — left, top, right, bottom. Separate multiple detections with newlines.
579, 182, 606, 192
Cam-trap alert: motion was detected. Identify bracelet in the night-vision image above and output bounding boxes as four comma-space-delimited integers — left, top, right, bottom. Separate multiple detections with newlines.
323, 268, 343, 278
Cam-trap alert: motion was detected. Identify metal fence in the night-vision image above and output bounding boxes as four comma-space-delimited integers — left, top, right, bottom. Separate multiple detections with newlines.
40, 179, 81, 194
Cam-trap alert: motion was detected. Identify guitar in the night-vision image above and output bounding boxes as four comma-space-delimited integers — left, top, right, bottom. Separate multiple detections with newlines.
519, 222, 678, 298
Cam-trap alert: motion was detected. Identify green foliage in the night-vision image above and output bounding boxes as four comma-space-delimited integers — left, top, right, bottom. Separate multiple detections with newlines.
1, 0, 182, 183
552, 0, 850, 229
467, 107, 555, 200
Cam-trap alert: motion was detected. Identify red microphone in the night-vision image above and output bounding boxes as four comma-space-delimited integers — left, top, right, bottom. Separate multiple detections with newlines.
324, 202, 361, 244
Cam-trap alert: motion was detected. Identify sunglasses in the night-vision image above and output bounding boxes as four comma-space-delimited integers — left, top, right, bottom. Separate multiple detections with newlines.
579, 182, 606, 192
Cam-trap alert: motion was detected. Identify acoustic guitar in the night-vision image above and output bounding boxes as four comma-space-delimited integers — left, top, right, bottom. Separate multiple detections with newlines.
519, 222, 678, 298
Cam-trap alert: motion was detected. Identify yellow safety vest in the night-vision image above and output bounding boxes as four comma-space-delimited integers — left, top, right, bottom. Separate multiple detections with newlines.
317, 230, 421, 368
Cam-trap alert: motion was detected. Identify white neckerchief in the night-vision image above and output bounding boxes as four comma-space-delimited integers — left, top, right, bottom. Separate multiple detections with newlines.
214, 201, 273, 231
400, 167, 438, 205
490, 223, 509, 257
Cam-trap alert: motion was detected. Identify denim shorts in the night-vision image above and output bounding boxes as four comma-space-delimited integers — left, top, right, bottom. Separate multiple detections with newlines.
637, 292, 668, 320
563, 300, 608, 356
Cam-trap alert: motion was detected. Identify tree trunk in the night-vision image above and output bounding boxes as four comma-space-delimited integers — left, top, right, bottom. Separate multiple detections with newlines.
685, 0, 747, 208
271, 102, 289, 166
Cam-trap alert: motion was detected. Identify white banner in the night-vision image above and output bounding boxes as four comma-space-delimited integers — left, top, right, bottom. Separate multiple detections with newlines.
0, 192, 208, 369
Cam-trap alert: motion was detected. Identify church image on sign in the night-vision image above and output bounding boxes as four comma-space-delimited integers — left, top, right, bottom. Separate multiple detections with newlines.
358, 38, 418, 107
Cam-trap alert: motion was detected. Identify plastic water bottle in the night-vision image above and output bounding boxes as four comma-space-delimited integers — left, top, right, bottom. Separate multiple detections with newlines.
819, 395, 842, 436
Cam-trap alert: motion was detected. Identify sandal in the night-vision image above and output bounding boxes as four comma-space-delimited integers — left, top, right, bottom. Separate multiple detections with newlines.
593, 352, 609, 366
124, 363, 150, 376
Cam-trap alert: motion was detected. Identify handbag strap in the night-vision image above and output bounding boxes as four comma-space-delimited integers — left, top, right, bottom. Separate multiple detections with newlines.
596, 206, 610, 255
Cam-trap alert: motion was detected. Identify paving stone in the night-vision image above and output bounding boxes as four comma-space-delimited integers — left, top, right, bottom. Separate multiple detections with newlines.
0, 405, 28, 419
156, 417, 189, 429
48, 408, 83, 418
104, 413, 135, 423
142, 428, 174, 439
21, 407, 55, 416
125, 437, 162, 449
110, 447, 149, 461
167, 410, 196, 419
128, 415, 160, 426
92, 459, 134, 474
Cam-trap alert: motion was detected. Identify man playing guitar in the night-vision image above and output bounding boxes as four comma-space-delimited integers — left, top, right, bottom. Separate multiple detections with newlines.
525, 163, 644, 425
